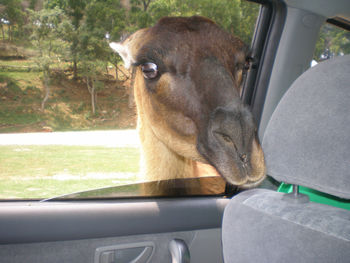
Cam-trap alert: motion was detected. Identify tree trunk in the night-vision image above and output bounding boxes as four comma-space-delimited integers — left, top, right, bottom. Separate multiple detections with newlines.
86, 76, 96, 115
41, 72, 50, 111
73, 59, 78, 80
143, 0, 151, 11
91, 89, 96, 115
8, 25, 11, 41
94, 86, 98, 109
1, 24, 5, 40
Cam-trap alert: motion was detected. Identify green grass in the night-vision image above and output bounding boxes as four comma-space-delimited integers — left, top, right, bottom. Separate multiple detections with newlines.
0, 145, 140, 199
0, 71, 41, 83
0, 60, 36, 67
0, 109, 43, 125
0, 62, 72, 78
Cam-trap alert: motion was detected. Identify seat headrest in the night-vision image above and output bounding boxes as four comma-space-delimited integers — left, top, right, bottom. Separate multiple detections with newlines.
262, 55, 350, 199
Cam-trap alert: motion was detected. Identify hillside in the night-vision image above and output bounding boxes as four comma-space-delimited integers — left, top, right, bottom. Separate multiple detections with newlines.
0, 41, 136, 133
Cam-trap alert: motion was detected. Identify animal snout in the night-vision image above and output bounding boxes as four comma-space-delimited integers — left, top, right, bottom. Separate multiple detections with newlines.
197, 102, 266, 186
213, 130, 249, 165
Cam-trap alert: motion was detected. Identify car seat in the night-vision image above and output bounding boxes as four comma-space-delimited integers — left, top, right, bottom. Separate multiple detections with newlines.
222, 54, 350, 263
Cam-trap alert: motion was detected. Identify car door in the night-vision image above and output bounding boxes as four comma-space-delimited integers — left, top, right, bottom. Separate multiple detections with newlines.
0, 0, 287, 262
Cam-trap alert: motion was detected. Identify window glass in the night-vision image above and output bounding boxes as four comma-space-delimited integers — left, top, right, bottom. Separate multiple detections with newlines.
0, 0, 260, 200
313, 20, 350, 65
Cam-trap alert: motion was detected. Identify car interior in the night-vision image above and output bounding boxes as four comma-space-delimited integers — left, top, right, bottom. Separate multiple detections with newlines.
0, 0, 349, 262
223, 51, 350, 263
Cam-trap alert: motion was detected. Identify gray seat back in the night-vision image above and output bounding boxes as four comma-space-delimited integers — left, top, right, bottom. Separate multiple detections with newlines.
262, 55, 350, 199
222, 55, 350, 263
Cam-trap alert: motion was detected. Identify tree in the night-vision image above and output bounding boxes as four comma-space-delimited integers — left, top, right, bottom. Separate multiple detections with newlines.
27, 6, 68, 110
237, 0, 260, 44
44, 0, 127, 113
80, 59, 105, 115
84, 0, 126, 40
314, 24, 350, 61
77, 0, 127, 113
146, 0, 259, 45
45, 0, 87, 79
0, 0, 25, 41
86, 0, 126, 81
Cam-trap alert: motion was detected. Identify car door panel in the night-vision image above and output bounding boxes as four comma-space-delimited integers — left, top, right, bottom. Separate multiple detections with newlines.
0, 197, 228, 263
0, 229, 223, 263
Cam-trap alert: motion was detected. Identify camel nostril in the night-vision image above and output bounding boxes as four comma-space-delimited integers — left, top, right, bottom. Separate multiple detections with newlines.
221, 134, 232, 143
240, 153, 248, 163
215, 131, 233, 144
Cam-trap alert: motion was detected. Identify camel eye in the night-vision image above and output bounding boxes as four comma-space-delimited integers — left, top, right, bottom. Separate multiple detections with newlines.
141, 62, 158, 79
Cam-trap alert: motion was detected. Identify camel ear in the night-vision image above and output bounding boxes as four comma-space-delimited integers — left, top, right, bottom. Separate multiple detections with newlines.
109, 42, 133, 69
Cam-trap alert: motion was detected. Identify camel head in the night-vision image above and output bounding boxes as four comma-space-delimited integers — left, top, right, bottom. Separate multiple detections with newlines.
110, 16, 265, 188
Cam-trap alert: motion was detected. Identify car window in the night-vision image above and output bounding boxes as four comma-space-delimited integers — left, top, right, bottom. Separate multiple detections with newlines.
0, 0, 261, 200
312, 18, 350, 65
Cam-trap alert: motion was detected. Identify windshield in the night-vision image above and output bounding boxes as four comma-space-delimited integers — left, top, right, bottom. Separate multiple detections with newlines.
1, 0, 261, 200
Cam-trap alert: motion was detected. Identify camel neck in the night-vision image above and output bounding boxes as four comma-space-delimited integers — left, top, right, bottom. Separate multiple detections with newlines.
138, 121, 195, 181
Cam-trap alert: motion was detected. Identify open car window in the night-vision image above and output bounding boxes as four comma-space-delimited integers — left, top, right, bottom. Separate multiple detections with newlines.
0, 0, 263, 201
313, 18, 350, 63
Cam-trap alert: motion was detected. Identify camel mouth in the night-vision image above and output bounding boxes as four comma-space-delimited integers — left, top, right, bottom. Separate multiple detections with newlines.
238, 174, 266, 189
217, 168, 266, 189
195, 100, 266, 188
197, 137, 266, 188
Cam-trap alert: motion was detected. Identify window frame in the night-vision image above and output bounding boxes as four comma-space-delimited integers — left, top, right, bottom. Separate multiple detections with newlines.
0, 0, 277, 202
242, 0, 287, 127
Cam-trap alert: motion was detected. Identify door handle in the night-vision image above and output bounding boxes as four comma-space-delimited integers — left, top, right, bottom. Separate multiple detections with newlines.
169, 239, 190, 263
95, 242, 154, 263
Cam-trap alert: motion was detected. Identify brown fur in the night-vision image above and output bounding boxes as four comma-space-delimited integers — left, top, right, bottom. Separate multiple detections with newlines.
110, 16, 266, 191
